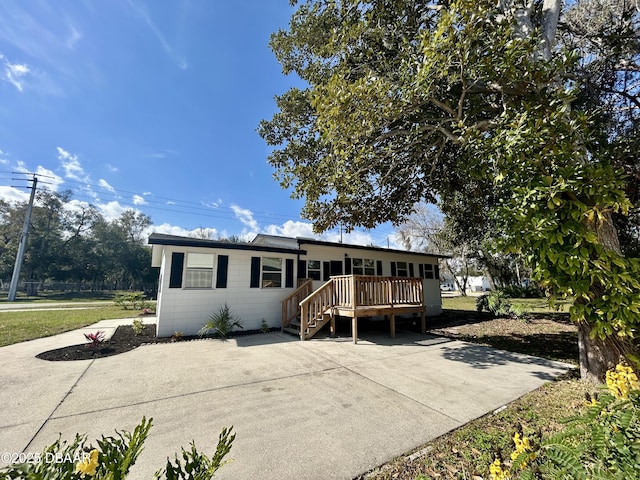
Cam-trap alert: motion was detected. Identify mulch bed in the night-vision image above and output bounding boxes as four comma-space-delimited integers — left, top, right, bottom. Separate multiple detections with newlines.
36, 324, 279, 361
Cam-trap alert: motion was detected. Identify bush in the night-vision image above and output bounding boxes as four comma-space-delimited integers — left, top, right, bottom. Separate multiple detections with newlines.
131, 318, 144, 336
0, 417, 234, 480
490, 363, 640, 479
501, 285, 545, 299
477, 290, 529, 321
198, 304, 243, 339
114, 292, 150, 310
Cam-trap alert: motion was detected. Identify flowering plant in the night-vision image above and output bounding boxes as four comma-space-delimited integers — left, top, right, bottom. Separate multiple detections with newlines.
83, 331, 105, 350
490, 362, 640, 479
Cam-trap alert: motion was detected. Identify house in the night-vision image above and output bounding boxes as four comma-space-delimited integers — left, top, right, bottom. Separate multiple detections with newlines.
149, 233, 445, 341
455, 275, 493, 293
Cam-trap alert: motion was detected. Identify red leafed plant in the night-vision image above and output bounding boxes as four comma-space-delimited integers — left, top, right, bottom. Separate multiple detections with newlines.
84, 330, 106, 350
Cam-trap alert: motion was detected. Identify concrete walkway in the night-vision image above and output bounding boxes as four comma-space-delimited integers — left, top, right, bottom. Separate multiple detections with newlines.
0, 319, 572, 479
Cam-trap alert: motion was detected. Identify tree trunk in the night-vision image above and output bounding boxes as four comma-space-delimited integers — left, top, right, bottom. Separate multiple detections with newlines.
577, 212, 639, 383
577, 322, 637, 384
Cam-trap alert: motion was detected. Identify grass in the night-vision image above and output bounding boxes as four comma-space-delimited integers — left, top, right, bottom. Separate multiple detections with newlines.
359, 294, 586, 480
0, 305, 143, 347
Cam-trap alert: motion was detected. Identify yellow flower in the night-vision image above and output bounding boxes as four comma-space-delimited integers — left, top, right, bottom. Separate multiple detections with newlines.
510, 432, 536, 468
606, 363, 640, 399
489, 458, 510, 480
75, 449, 99, 477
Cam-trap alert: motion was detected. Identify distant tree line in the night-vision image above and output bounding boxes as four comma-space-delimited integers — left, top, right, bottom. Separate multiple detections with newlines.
0, 190, 157, 295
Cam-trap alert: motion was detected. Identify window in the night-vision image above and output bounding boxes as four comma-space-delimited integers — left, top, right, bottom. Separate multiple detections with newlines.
424, 264, 434, 279
420, 263, 440, 280
352, 258, 375, 275
396, 261, 409, 277
307, 260, 321, 280
185, 253, 214, 288
262, 257, 282, 288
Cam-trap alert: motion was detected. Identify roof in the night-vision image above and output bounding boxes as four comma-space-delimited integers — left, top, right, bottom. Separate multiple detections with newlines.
252, 234, 448, 259
148, 233, 303, 255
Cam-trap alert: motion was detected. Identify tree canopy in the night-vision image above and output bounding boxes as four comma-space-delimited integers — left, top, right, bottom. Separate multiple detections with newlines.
0, 191, 155, 292
260, 0, 640, 381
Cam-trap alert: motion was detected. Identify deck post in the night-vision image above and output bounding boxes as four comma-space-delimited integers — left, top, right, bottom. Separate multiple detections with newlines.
421, 309, 426, 335
352, 315, 358, 344
330, 310, 336, 338
390, 312, 396, 339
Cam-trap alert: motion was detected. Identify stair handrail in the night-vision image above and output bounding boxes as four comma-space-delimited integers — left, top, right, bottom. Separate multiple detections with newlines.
281, 279, 313, 330
299, 278, 335, 339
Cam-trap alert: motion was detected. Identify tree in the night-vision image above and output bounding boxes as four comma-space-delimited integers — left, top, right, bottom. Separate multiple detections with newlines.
397, 203, 480, 295
260, 0, 640, 382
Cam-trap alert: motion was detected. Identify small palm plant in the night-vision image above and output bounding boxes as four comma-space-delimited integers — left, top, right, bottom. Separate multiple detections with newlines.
198, 303, 242, 339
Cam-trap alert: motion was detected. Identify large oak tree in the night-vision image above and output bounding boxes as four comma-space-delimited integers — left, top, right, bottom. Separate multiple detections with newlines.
259, 0, 640, 382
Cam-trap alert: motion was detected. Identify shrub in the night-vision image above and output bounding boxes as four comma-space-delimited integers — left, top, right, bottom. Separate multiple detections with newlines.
260, 319, 270, 333
477, 291, 529, 321
114, 292, 149, 310
132, 318, 144, 336
501, 285, 545, 299
0, 417, 234, 480
198, 304, 242, 339
489, 363, 640, 479
84, 331, 106, 350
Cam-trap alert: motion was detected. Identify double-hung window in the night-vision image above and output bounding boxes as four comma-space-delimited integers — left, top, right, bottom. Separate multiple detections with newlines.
352, 258, 375, 275
307, 260, 321, 280
396, 261, 409, 277
185, 253, 214, 288
262, 257, 282, 288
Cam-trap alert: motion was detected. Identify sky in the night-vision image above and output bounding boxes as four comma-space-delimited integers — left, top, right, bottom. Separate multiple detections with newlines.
0, 0, 403, 248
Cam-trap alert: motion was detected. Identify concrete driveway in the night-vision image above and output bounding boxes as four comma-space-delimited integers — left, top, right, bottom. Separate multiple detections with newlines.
0, 319, 572, 479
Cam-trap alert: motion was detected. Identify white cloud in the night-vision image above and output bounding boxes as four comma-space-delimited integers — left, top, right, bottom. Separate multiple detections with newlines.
127, 0, 188, 70
97, 201, 128, 222
106, 164, 118, 172
98, 179, 115, 192
57, 146, 87, 181
0, 185, 29, 203
34, 166, 64, 191
264, 220, 316, 239
231, 204, 259, 232
4, 60, 30, 92
132, 194, 146, 205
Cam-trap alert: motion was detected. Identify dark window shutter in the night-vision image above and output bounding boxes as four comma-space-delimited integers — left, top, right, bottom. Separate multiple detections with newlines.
215, 255, 229, 288
169, 252, 184, 288
250, 257, 261, 288
345, 258, 352, 275
409, 263, 415, 277
435, 264, 440, 280
285, 258, 294, 288
323, 262, 330, 281
390, 262, 397, 276
376, 260, 383, 276
298, 260, 306, 279
419, 264, 424, 278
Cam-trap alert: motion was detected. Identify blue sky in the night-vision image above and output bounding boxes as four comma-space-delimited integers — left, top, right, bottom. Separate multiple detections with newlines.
0, 0, 401, 247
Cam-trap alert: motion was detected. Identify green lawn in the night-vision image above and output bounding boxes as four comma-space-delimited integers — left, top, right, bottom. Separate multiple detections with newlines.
0, 305, 141, 347
442, 294, 572, 313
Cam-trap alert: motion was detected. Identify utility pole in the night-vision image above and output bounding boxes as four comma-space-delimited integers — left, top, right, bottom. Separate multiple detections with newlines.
8, 175, 38, 301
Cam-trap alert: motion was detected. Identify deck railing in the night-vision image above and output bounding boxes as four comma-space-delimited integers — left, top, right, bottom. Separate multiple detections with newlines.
280, 279, 313, 329
331, 275, 423, 308
299, 279, 334, 337
297, 275, 424, 339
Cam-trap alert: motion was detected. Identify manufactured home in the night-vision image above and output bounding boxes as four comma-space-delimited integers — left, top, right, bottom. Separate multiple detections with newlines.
149, 233, 445, 342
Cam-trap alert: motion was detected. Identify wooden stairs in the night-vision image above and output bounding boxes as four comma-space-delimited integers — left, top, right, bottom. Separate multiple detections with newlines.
281, 275, 426, 342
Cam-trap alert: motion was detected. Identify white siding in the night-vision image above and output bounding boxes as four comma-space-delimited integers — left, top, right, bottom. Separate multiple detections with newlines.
155, 246, 299, 337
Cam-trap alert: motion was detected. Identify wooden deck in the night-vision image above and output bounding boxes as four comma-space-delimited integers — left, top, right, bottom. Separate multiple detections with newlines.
291, 275, 426, 343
